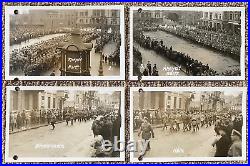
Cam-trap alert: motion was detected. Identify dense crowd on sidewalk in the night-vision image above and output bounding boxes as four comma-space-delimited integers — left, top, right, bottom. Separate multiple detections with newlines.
10, 25, 70, 45
134, 31, 241, 76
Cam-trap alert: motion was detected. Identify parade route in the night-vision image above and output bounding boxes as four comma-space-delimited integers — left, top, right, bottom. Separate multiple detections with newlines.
90, 40, 120, 76
10, 33, 66, 52
133, 125, 216, 158
143, 31, 240, 74
10, 37, 120, 76
134, 42, 187, 76
8, 120, 95, 158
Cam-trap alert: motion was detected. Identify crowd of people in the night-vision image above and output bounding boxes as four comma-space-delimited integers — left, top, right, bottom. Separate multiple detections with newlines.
133, 47, 143, 76
213, 111, 243, 157
10, 35, 67, 76
134, 31, 241, 76
140, 61, 159, 76
133, 47, 160, 76
134, 109, 243, 157
95, 33, 121, 65
134, 31, 218, 76
81, 31, 100, 43
102, 49, 120, 66
90, 109, 121, 157
9, 107, 103, 131
10, 109, 63, 132
10, 31, 101, 76
10, 105, 121, 158
158, 25, 241, 59
10, 25, 69, 45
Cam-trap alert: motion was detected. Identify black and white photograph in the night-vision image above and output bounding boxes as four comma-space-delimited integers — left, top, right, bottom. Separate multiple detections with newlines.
130, 7, 245, 80
5, 6, 125, 80
5, 86, 125, 162
1, 3, 248, 164
130, 87, 246, 162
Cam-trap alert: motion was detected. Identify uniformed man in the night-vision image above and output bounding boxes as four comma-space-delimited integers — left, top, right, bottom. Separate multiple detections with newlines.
138, 117, 154, 151
146, 61, 152, 76
65, 111, 70, 125
50, 114, 56, 130
228, 129, 242, 157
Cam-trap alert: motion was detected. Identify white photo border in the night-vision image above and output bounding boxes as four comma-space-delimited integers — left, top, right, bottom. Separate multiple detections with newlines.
129, 7, 246, 81
5, 86, 125, 162
4, 5, 125, 80
129, 86, 247, 162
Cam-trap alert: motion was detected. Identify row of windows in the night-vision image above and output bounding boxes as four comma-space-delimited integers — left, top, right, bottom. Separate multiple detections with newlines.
79, 11, 89, 17
41, 96, 56, 109
229, 13, 241, 21
78, 18, 118, 25
214, 13, 222, 20
167, 96, 182, 109
79, 11, 118, 17
93, 10, 106, 17
204, 12, 240, 21
48, 11, 119, 19
204, 12, 222, 20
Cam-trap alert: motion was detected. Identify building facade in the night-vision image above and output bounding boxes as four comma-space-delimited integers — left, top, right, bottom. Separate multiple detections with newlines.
224, 93, 242, 111
134, 10, 163, 25
10, 9, 120, 30
10, 90, 40, 112
76, 10, 120, 29
164, 92, 190, 111
37, 90, 66, 110
178, 11, 203, 26
134, 91, 191, 113
10, 90, 67, 113
201, 11, 241, 33
189, 92, 225, 112
96, 91, 120, 109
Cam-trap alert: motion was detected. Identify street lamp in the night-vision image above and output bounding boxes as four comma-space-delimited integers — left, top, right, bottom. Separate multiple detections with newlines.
98, 16, 106, 76
98, 52, 104, 76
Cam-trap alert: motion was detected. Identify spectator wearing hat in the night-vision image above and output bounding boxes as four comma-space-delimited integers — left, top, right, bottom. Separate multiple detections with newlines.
212, 126, 231, 157
233, 116, 243, 133
228, 129, 242, 157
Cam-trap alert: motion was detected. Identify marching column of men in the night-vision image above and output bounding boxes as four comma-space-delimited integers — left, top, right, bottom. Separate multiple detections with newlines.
135, 109, 243, 157
10, 108, 117, 132
10, 106, 121, 158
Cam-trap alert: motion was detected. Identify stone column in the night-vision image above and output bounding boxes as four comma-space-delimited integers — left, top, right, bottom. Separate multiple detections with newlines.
10, 91, 14, 111
17, 91, 23, 112
29, 92, 33, 110
158, 92, 165, 117
150, 92, 156, 109
139, 92, 144, 111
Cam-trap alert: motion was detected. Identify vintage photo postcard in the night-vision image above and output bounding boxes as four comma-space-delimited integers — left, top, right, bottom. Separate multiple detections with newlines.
4, 5, 125, 80
130, 7, 245, 80
4, 86, 125, 162
129, 87, 247, 162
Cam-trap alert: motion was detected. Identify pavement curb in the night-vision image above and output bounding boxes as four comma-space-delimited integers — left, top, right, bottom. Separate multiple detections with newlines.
9, 121, 64, 134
